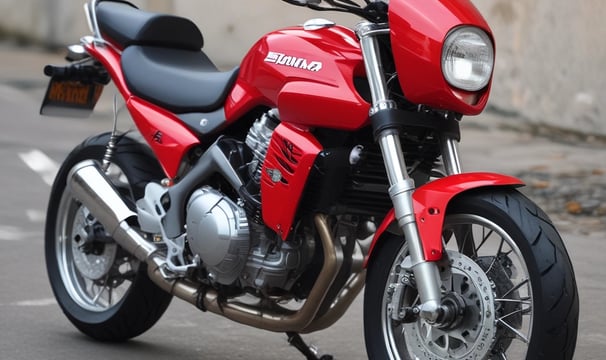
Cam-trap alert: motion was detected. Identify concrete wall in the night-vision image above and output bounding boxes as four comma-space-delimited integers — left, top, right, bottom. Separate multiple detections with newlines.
2, 0, 604, 136
473, 0, 606, 137
173, 1, 356, 67
0, 0, 138, 44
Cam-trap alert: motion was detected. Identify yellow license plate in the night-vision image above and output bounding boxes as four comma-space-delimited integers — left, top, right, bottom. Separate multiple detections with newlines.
40, 78, 104, 117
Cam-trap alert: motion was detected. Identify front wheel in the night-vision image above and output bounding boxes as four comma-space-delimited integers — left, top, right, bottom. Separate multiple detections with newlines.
364, 188, 579, 359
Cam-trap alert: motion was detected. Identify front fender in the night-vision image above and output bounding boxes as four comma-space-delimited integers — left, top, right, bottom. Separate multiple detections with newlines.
364, 172, 523, 267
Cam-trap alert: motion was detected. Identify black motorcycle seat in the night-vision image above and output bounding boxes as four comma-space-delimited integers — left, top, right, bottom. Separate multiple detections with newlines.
122, 46, 239, 114
96, 1, 203, 50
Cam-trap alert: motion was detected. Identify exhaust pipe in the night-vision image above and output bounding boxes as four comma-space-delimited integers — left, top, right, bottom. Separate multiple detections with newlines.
67, 160, 201, 304
67, 160, 348, 332
67, 160, 157, 261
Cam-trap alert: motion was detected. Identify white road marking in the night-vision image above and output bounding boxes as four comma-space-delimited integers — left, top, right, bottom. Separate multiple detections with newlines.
18, 149, 59, 186
0, 225, 26, 241
9, 298, 57, 307
26, 209, 46, 222
0, 225, 41, 241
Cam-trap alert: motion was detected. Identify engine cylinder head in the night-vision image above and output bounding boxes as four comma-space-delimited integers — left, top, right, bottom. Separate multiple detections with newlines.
245, 109, 279, 183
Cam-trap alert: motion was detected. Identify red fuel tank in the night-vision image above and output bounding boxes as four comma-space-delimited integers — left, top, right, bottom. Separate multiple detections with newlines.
225, 23, 370, 130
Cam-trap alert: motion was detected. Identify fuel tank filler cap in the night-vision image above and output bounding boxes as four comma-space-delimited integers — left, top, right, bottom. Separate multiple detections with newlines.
303, 18, 336, 31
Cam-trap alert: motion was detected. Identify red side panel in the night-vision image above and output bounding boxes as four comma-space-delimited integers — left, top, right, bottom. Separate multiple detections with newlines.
261, 123, 322, 239
127, 97, 200, 179
365, 173, 523, 266
389, 0, 493, 115
84, 42, 199, 180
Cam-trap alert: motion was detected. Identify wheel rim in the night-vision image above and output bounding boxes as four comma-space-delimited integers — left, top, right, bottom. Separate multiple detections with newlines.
54, 163, 139, 312
381, 214, 533, 360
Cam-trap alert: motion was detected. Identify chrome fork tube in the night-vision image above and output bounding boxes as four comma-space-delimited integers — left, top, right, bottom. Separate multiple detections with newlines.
440, 135, 463, 175
355, 23, 394, 114
357, 22, 443, 322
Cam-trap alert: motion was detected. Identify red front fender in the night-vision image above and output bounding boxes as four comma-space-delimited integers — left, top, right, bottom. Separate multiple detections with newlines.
364, 172, 523, 267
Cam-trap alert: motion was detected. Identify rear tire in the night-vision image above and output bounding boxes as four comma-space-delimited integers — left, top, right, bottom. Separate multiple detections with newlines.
364, 188, 578, 359
45, 133, 173, 341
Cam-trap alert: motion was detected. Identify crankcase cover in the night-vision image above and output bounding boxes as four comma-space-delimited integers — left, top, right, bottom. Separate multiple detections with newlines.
186, 187, 250, 285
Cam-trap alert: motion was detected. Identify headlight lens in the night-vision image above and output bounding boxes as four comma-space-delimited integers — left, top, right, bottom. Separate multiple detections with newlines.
442, 26, 494, 91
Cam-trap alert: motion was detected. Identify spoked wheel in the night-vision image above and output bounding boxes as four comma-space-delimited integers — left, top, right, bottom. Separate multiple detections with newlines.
364, 188, 578, 360
46, 133, 172, 341
54, 172, 138, 312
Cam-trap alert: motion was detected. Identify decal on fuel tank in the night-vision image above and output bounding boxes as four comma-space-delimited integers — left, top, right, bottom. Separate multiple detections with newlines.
264, 51, 323, 72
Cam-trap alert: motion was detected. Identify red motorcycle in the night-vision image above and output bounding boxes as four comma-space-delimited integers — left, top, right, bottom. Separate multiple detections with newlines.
41, 0, 578, 358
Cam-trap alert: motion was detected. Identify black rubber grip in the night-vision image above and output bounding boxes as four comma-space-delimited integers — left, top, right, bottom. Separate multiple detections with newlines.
43, 64, 110, 84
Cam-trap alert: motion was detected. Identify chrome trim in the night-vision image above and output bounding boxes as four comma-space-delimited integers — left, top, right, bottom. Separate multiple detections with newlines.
440, 135, 462, 175
83, 3, 95, 34
355, 22, 390, 38
377, 129, 409, 187
355, 22, 396, 115
66, 44, 90, 61
86, 0, 104, 45
303, 18, 336, 31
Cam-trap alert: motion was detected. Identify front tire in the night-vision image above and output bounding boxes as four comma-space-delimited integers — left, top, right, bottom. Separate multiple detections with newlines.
364, 188, 578, 359
45, 133, 173, 341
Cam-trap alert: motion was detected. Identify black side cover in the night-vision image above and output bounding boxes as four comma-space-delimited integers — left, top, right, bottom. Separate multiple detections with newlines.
96, 1, 203, 50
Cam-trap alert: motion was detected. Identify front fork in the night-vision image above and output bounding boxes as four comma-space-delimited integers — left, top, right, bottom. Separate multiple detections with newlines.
357, 23, 462, 323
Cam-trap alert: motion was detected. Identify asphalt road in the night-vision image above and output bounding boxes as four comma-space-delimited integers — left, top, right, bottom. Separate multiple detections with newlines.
0, 47, 604, 359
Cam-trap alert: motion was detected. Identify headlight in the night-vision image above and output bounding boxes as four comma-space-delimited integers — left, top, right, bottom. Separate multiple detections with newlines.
442, 26, 494, 91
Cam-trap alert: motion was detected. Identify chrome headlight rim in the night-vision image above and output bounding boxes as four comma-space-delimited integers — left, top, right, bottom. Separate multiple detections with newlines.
442, 26, 495, 92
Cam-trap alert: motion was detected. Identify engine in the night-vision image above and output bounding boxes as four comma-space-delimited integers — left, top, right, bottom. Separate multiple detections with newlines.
186, 186, 250, 285
185, 110, 313, 295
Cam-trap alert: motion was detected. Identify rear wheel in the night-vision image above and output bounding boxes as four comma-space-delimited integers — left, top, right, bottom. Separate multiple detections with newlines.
364, 188, 578, 359
45, 133, 172, 341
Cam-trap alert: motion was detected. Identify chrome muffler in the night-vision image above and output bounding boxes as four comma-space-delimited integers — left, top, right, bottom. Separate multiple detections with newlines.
66, 160, 354, 332
67, 160, 156, 261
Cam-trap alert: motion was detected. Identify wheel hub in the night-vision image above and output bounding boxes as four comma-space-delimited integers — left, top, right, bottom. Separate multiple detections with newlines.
435, 292, 467, 330
404, 251, 497, 360
71, 206, 117, 280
